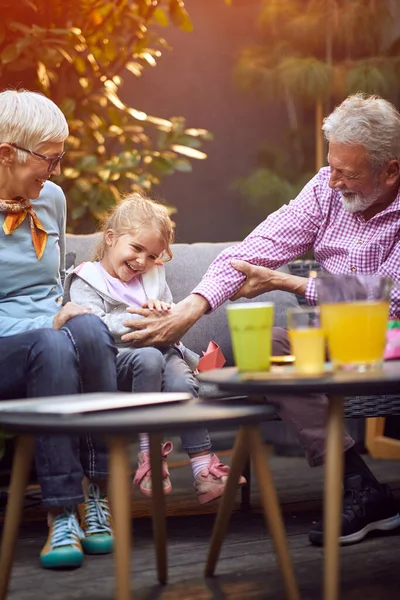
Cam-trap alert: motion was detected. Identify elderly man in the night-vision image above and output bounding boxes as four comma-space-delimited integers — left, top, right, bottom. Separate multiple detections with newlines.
123, 93, 400, 545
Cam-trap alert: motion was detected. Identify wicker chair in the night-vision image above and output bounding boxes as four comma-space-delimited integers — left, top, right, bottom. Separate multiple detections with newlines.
288, 259, 400, 459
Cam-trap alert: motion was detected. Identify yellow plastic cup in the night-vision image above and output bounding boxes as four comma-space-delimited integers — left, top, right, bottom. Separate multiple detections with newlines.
226, 302, 274, 371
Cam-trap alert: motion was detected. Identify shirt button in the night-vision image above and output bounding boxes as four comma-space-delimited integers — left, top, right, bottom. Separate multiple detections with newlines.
351, 266, 357, 272
358, 239, 363, 244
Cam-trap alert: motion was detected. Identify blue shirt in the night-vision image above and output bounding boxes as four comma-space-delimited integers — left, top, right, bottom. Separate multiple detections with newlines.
0, 181, 66, 336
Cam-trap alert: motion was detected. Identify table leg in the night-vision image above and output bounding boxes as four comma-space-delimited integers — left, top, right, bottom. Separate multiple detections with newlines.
240, 458, 251, 511
0, 435, 34, 600
108, 437, 132, 600
205, 426, 249, 577
324, 396, 344, 600
149, 433, 167, 585
248, 426, 300, 600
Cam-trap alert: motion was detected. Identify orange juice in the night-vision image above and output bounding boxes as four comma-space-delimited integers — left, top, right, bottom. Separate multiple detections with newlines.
288, 328, 325, 374
320, 300, 389, 368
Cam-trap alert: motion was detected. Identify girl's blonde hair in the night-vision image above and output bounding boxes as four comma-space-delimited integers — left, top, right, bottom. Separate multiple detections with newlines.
94, 193, 174, 262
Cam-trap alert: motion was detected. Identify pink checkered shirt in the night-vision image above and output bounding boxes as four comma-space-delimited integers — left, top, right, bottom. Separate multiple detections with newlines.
193, 167, 400, 318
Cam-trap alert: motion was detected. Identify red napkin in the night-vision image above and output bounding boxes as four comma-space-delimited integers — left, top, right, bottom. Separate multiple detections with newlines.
197, 341, 226, 372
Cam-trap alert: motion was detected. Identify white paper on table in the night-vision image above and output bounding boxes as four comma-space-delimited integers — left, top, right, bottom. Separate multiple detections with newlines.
0, 392, 192, 415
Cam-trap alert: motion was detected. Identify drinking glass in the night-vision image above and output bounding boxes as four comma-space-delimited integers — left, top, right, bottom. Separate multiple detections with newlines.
287, 307, 325, 375
315, 274, 392, 372
226, 302, 274, 371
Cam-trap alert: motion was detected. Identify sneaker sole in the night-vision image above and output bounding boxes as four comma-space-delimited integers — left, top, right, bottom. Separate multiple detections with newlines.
40, 550, 83, 570
138, 483, 173, 498
197, 479, 246, 505
82, 538, 114, 555
309, 513, 400, 546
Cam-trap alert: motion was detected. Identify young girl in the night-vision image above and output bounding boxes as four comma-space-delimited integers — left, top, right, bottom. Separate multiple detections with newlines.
64, 194, 245, 504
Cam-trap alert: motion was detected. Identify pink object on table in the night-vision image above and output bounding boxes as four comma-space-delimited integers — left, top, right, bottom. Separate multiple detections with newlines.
384, 329, 400, 361
197, 341, 226, 372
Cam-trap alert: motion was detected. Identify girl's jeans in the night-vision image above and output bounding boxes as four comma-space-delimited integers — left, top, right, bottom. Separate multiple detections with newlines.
117, 346, 211, 454
0, 314, 118, 508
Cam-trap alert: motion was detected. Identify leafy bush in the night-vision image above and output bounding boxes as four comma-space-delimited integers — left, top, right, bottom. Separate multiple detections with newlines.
0, 0, 213, 232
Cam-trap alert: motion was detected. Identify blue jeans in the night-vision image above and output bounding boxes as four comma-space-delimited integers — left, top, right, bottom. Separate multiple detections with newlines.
0, 314, 118, 508
117, 346, 211, 454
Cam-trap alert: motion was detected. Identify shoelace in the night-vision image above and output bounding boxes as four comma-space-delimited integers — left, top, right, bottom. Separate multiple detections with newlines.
83, 483, 112, 536
134, 443, 172, 483
343, 488, 367, 519
50, 509, 84, 549
203, 454, 229, 479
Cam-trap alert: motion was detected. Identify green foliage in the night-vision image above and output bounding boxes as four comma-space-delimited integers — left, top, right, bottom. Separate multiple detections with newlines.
237, 0, 400, 106
0, 0, 213, 232
233, 0, 400, 219
232, 136, 314, 221
233, 168, 303, 214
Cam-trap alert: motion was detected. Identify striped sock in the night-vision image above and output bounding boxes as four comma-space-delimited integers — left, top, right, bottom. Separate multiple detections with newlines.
190, 453, 212, 478
139, 433, 150, 453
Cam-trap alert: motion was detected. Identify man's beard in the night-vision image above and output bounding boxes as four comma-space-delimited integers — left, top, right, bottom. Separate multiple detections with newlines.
339, 186, 382, 213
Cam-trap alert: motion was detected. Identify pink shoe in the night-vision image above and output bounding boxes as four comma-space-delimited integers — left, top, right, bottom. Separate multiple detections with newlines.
194, 454, 247, 505
133, 441, 173, 497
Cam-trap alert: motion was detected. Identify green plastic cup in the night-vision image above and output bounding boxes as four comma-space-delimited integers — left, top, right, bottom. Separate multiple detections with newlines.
226, 302, 274, 371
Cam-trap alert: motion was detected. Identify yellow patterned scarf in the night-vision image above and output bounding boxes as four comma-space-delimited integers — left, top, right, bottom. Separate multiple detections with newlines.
0, 197, 48, 260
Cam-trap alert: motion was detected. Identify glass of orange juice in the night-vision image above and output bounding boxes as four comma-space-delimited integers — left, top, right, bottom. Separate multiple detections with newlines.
287, 307, 326, 375
315, 274, 392, 372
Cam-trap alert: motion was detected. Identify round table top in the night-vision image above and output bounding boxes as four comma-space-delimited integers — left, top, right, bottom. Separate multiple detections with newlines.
198, 361, 400, 397
0, 394, 277, 435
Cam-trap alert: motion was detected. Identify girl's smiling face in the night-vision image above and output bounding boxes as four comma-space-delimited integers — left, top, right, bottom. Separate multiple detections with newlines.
101, 227, 165, 282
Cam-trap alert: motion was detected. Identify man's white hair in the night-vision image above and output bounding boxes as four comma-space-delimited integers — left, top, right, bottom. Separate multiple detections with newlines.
0, 89, 68, 163
322, 93, 400, 172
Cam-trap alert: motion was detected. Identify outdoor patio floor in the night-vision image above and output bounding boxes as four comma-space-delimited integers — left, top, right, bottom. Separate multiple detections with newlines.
1, 445, 400, 599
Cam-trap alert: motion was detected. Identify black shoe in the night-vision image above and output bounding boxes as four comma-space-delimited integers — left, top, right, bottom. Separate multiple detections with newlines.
309, 474, 400, 546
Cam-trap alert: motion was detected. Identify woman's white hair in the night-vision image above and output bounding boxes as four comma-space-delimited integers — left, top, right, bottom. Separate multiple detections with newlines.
0, 89, 69, 163
322, 93, 400, 172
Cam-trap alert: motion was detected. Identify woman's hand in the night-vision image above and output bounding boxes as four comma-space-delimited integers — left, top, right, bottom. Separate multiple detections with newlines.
142, 299, 171, 314
53, 302, 91, 329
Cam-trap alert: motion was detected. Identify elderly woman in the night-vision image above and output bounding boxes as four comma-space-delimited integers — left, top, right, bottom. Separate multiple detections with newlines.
0, 89, 118, 569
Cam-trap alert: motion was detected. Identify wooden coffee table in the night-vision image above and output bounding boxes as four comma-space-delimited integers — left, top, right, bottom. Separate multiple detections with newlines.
0, 393, 299, 600
200, 361, 400, 600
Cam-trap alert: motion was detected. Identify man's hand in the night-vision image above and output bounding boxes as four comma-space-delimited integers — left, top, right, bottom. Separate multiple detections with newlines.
53, 302, 91, 329
121, 294, 209, 347
230, 260, 278, 300
230, 259, 307, 301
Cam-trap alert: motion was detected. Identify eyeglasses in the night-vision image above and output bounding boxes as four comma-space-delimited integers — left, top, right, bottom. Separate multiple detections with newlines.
10, 143, 65, 173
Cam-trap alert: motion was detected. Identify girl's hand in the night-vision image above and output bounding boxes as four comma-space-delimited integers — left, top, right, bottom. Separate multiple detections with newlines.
142, 299, 171, 314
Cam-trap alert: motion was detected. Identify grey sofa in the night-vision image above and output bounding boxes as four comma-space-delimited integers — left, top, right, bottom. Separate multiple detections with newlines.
66, 233, 300, 374
66, 234, 391, 456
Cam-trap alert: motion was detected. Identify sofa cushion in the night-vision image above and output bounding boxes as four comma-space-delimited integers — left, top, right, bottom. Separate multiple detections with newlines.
66, 232, 102, 266
66, 235, 299, 365
165, 242, 299, 364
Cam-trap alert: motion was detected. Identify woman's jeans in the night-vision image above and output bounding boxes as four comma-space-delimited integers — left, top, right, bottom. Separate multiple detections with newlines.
0, 314, 118, 508
117, 346, 211, 454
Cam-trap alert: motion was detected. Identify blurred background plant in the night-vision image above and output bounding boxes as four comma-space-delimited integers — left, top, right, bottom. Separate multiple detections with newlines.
233, 0, 400, 222
0, 0, 214, 232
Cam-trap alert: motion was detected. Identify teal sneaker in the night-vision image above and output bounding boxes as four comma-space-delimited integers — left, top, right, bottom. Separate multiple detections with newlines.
80, 483, 114, 555
40, 508, 84, 569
